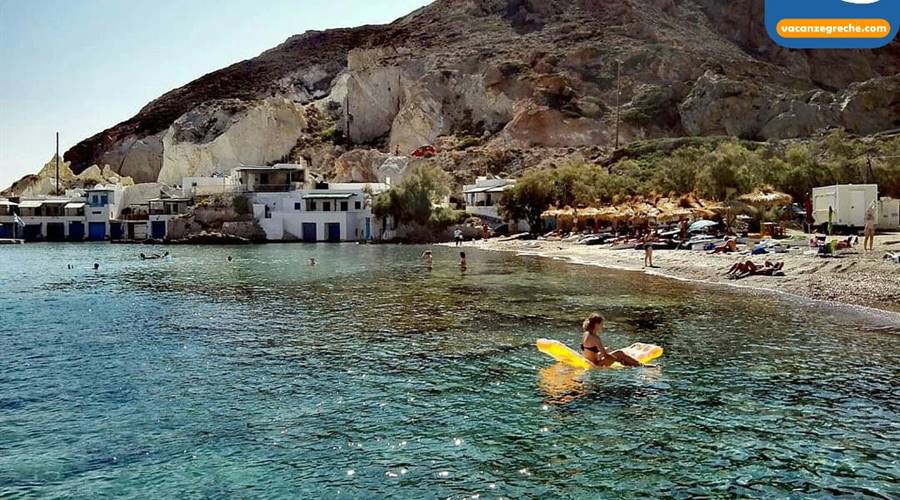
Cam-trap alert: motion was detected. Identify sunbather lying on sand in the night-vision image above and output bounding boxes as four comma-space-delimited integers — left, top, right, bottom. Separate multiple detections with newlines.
835, 236, 858, 250
725, 260, 784, 279
709, 239, 738, 254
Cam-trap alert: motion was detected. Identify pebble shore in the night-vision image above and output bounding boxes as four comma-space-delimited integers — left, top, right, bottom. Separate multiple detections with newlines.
454, 232, 900, 317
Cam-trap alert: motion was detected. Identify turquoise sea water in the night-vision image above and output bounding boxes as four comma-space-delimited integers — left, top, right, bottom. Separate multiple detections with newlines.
1, 243, 898, 499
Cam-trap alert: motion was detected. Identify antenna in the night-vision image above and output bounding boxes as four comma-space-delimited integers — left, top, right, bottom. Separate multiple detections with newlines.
614, 60, 622, 150
55, 132, 60, 195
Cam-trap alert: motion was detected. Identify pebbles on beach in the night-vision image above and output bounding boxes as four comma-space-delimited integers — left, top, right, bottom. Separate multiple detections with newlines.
462, 234, 900, 314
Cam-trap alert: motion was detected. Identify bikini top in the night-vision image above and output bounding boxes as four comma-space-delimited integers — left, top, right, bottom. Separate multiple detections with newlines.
581, 344, 600, 354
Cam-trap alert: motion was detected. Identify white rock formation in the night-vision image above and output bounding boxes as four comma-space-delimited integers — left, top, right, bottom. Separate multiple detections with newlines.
157, 98, 309, 185
345, 48, 405, 145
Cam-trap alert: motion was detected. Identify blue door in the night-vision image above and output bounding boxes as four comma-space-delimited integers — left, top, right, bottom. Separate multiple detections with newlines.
69, 222, 85, 241
44, 223, 64, 241
326, 223, 341, 242
365, 218, 371, 241
302, 223, 317, 242
0, 224, 12, 238
24, 225, 42, 241
88, 222, 107, 241
110, 223, 123, 240
151, 221, 167, 239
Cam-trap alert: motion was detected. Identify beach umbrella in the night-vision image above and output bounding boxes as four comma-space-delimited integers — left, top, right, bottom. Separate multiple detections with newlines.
597, 206, 620, 221
689, 219, 717, 232
658, 208, 692, 222
738, 187, 793, 208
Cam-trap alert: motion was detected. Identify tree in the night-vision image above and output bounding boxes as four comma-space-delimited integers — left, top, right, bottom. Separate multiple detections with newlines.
773, 143, 826, 202
372, 164, 452, 226
552, 161, 597, 208
697, 142, 759, 200
650, 146, 704, 195
499, 169, 556, 232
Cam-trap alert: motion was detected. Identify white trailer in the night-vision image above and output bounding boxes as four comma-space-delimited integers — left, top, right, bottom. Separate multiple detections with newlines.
811, 184, 878, 229
878, 197, 899, 230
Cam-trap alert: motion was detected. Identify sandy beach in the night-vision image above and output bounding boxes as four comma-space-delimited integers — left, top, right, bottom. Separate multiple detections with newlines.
455, 232, 900, 316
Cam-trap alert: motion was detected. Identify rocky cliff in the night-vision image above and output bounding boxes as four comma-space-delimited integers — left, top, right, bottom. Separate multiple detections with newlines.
17, 0, 900, 191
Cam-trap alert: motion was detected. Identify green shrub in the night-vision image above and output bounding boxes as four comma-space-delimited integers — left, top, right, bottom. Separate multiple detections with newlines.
372, 164, 452, 226
232, 195, 251, 216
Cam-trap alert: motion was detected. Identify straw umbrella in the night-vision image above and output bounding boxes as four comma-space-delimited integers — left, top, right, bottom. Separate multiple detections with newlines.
738, 187, 793, 208
738, 186, 793, 236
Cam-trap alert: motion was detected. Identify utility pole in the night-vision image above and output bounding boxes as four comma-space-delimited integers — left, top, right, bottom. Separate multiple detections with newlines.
55, 132, 60, 195
614, 60, 622, 150
865, 153, 873, 184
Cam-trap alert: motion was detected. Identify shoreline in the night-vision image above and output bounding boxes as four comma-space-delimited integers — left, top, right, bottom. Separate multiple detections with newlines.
450, 234, 900, 319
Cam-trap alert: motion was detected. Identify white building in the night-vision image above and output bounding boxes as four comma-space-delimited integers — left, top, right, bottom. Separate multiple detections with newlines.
812, 184, 878, 229
148, 196, 191, 239
104, 183, 189, 242
877, 197, 899, 230
182, 174, 238, 197
0, 199, 19, 239
15, 197, 87, 241
236, 164, 387, 242
83, 186, 126, 240
463, 176, 529, 232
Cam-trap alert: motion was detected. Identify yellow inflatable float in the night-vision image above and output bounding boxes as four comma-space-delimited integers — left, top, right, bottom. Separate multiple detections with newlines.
536, 338, 663, 370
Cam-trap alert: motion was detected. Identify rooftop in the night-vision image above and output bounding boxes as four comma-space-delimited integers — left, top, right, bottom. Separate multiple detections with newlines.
302, 192, 356, 199
463, 178, 515, 193
463, 184, 512, 194
234, 165, 305, 172
18, 198, 75, 208
148, 197, 191, 203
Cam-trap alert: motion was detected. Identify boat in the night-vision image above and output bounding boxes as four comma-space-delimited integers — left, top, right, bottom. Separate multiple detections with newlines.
681, 236, 723, 251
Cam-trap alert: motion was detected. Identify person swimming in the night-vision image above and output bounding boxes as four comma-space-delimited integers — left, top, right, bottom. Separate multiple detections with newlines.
308, 258, 318, 266
581, 314, 641, 368
421, 250, 433, 269
93, 263, 100, 271
227, 256, 233, 262
459, 251, 467, 270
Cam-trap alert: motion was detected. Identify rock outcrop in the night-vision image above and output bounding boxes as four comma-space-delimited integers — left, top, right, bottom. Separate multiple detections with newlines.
3, 155, 134, 197
157, 98, 309, 185
5, 0, 892, 193
682, 72, 900, 140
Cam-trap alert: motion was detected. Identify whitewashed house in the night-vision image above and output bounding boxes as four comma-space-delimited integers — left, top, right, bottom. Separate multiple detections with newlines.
235, 164, 387, 242
182, 174, 238, 197
463, 177, 530, 232
83, 186, 125, 240
15, 197, 87, 241
0, 199, 19, 239
148, 196, 191, 239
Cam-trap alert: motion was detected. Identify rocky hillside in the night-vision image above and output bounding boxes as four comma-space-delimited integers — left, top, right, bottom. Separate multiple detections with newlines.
27, 0, 900, 190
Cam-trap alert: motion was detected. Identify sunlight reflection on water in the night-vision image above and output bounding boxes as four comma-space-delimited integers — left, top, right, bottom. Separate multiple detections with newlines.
0, 243, 898, 498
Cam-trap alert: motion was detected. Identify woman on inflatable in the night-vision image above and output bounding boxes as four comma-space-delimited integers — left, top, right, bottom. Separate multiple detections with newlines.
581, 314, 641, 368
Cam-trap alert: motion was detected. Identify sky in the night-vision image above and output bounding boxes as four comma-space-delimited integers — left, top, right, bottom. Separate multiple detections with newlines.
0, 0, 432, 189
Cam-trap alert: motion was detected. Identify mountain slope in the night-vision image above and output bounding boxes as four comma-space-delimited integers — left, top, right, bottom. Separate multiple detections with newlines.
53, 0, 900, 186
